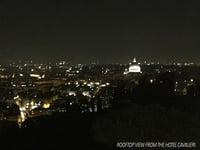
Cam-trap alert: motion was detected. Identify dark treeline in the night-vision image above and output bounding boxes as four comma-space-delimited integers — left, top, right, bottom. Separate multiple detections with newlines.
1, 96, 200, 150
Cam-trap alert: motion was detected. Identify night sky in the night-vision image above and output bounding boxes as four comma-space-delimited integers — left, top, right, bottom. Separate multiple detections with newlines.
0, 0, 200, 64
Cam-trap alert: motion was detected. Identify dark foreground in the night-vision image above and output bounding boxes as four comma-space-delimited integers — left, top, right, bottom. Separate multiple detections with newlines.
1, 96, 200, 150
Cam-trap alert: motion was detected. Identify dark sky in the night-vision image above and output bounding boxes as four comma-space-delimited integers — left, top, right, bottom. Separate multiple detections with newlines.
0, 0, 200, 64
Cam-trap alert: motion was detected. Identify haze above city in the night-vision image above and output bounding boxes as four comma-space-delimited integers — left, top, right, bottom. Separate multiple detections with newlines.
0, 0, 200, 64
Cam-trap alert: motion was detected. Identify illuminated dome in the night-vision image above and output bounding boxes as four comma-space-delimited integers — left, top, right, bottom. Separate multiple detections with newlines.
125, 58, 141, 73
129, 65, 141, 73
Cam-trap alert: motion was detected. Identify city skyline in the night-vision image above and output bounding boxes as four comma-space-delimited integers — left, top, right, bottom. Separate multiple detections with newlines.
0, 0, 200, 64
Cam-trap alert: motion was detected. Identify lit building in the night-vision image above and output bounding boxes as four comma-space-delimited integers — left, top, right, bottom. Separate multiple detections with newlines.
124, 58, 142, 74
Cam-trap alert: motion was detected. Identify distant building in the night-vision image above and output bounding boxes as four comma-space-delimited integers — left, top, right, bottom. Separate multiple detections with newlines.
124, 58, 142, 75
